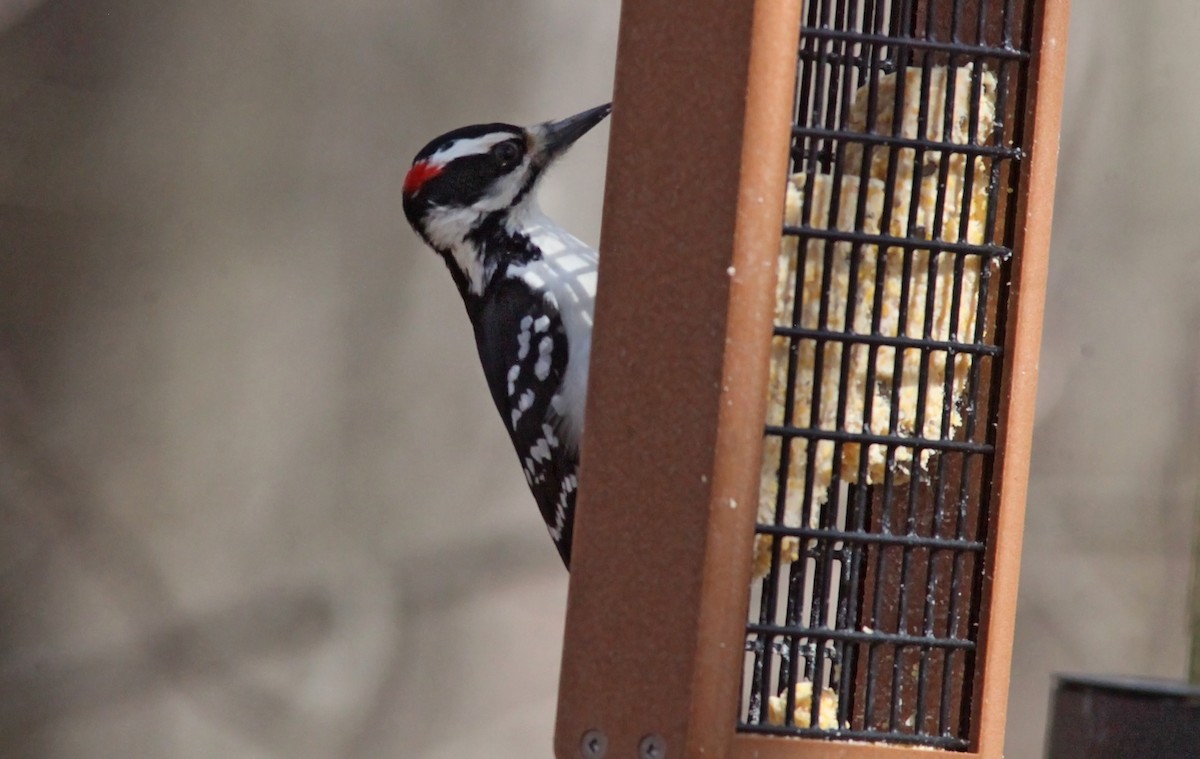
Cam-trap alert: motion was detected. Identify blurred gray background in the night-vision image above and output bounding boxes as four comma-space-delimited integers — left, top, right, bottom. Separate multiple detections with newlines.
0, 1, 1195, 757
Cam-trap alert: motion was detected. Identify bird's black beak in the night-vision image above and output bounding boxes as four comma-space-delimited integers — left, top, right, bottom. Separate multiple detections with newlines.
535, 103, 612, 162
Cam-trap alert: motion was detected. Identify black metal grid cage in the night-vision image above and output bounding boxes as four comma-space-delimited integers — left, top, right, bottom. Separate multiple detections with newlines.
740, 0, 1036, 749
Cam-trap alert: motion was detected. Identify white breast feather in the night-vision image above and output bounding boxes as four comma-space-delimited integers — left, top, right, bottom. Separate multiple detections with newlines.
507, 207, 597, 452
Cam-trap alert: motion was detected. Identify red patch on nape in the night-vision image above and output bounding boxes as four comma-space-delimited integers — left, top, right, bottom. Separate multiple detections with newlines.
403, 160, 443, 196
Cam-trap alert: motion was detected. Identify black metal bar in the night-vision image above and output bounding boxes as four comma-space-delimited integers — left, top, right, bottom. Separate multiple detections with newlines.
739, 722, 971, 749
834, 0, 890, 727
800, 26, 1029, 60
756, 0, 833, 729
931, 14, 993, 733
912, 8, 966, 722
792, 0, 848, 721
806, 0, 871, 729
765, 424, 994, 454
881, 22, 938, 730
772, 325, 1003, 356
747, 623, 976, 651
783, 225, 1012, 259
756, 523, 985, 552
792, 125, 1023, 159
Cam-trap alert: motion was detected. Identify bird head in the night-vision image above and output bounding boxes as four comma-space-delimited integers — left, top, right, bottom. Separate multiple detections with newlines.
402, 104, 610, 296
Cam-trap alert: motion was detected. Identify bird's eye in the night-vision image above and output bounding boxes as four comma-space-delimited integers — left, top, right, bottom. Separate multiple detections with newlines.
494, 141, 521, 169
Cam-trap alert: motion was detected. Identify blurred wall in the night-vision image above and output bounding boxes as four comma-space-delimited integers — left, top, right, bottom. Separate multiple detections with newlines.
1011, 1, 1200, 756
0, 2, 614, 757
0, 1, 1195, 758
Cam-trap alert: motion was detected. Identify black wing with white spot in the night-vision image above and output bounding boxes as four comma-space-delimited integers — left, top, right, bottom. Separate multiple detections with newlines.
473, 278, 579, 566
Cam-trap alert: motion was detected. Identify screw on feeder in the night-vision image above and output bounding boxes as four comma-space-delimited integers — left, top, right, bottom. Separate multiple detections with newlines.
638, 734, 665, 759
580, 729, 607, 759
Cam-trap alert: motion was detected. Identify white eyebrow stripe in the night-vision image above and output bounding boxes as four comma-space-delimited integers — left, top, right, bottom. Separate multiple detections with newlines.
429, 133, 515, 165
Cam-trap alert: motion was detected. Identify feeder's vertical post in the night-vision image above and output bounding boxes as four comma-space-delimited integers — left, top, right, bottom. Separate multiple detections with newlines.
1192, 507, 1200, 683
971, 0, 1071, 754
554, 0, 801, 757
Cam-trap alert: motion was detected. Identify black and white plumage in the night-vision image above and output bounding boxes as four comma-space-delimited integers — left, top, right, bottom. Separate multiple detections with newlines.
401, 104, 610, 567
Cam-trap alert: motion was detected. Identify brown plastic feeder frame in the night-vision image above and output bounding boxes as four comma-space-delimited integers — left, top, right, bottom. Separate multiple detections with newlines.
555, 1, 1070, 757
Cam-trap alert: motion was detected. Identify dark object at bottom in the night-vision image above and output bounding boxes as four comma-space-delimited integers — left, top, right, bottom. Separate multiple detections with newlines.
1046, 674, 1200, 758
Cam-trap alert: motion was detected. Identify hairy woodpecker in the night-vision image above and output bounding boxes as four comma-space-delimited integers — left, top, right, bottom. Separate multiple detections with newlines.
401, 103, 610, 568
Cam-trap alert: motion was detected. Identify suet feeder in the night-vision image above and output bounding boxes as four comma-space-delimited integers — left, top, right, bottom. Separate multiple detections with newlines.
556, 0, 1069, 756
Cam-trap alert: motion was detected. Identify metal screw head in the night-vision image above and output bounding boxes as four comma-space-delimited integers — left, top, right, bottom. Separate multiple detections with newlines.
580, 729, 607, 759
638, 734, 666, 759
